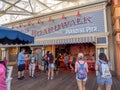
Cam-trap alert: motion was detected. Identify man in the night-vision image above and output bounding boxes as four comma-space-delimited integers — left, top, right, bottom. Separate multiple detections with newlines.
17, 48, 26, 80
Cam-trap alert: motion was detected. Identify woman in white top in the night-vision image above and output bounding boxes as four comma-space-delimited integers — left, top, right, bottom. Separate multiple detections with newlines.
75, 53, 88, 90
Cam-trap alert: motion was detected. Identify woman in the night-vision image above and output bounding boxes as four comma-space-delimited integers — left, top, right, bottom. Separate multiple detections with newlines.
0, 61, 7, 90
48, 52, 54, 80
44, 51, 50, 72
29, 51, 37, 78
75, 53, 88, 90
95, 53, 112, 90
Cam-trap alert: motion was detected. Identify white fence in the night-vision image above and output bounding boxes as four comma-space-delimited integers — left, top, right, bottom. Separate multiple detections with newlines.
6, 66, 13, 90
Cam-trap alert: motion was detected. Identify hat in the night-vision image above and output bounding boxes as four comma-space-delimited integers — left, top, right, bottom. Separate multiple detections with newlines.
78, 53, 83, 57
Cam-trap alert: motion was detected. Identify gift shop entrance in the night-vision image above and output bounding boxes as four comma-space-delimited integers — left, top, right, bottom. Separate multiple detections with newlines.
55, 43, 96, 72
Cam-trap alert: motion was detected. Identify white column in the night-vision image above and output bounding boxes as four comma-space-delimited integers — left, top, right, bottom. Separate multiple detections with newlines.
1, 48, 6, 60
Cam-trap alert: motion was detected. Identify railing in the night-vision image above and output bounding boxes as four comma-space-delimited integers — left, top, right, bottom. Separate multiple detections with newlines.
6, 66, 13, 90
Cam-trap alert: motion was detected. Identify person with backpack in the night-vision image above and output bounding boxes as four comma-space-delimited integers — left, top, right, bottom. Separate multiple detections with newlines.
29, 50, 37, 79
75, 53, 88, 90
95, 53, 112, 90
44, 51, 49, 73
47, 52, 54, 80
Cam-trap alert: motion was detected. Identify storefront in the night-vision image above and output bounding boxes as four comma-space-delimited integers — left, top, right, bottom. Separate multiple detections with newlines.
2, 1, 115, 72
34, 3, 109, 61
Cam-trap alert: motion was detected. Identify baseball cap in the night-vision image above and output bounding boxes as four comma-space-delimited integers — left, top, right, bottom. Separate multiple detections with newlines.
78, 53, 84, 57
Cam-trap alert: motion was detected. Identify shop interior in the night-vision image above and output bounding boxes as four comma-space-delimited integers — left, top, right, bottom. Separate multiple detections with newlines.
55, 43, 96, 72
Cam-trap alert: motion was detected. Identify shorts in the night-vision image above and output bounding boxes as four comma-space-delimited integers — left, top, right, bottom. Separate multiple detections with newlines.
76, 75, 87, 81
48, 63, 54, 68
18, 64, 25, 71
29, 63, 36, 71
97, 76, 112, 85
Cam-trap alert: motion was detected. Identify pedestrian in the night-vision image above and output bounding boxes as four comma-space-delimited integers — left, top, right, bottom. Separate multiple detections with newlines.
95, 53, 112, 90
64, 53, 69, 70
48, 52, 54, 80
29, 50, 37, 79
44, 51, 49, 72
0, 61, 7, 90
36, 49, 43, 71
2, 57, 8, 66
17, 48, 26, 80
75, 53, 88, 90
69, 55, 75, 71
55, 53, 61, 72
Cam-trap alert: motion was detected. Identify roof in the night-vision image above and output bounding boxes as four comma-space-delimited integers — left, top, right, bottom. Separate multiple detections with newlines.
0, 0, 102, 25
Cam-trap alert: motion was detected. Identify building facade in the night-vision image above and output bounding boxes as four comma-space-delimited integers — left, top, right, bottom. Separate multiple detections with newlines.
1, 0, 115, 72
111, 0, 120, 79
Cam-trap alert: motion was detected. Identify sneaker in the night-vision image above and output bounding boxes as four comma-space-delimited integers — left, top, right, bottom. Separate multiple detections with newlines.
31, 76, 36, 79
48, 77, 50, 80
18, 77, 22, 80
51, 77, 53, 80
21, 76, 25, 79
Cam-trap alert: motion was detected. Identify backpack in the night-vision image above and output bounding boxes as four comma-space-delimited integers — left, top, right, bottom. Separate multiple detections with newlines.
99, 60, 111, 78
77, 62, 87, 80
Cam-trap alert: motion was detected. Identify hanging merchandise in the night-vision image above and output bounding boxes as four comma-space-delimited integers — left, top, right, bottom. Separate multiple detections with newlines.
76, 11, 80, 17
19, 23, 22, 28
62, 14, 65, 19
37, 19, 41, 24
12, 25, 14, 29
28, 21, 31, 26
48, 17, 52, 22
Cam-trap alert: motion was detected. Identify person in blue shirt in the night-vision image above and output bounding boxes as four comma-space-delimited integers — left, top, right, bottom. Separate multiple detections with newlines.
17, 48, 26, 80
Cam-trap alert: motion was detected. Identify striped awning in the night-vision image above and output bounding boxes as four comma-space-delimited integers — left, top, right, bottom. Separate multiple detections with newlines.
35, 36, 96, 45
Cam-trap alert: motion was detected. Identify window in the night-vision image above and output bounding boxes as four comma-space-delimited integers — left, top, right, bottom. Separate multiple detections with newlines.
97, 37, 106, 44
100, 48, 104, 53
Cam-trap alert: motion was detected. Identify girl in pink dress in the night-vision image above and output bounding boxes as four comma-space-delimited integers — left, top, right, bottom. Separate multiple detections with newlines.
0, 61, 7, 90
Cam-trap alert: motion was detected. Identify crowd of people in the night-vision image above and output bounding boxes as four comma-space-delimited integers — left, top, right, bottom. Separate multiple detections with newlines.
0, 48, 113, 90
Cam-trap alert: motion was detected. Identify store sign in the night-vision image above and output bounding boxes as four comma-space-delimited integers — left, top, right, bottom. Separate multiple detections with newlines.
65, 26, 98, 34
15, 10, 105, 38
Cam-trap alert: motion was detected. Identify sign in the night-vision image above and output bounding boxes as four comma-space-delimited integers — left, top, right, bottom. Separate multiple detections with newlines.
15, 10, 105, 38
